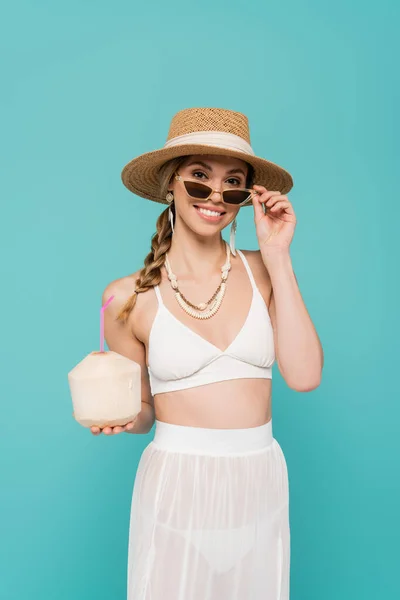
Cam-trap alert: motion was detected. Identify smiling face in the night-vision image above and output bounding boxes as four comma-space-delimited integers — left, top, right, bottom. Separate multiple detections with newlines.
167, 154, 251, 237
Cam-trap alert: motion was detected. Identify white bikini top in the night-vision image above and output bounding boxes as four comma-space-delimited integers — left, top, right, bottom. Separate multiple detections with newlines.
147, 249, 275, 395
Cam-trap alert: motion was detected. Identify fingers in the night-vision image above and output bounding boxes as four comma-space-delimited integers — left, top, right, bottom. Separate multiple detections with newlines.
253, 186, 285, 205
252, 190, 283, 221
89, 425, 118, 435
253, 185, 281, 196
252, 185, 294, 216
112, 426, 125, 434
90, 425, 117, 435
251, 193, 265, 222
269, 200, 291, 212
90, 419, 137, 435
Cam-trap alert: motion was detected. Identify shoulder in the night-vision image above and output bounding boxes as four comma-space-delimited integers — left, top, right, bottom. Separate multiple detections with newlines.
238, 249, 273, 307
239, 249, 271, 284
102, 270, 140, 307
102, 269, 144, 329
102, 269, 157, 339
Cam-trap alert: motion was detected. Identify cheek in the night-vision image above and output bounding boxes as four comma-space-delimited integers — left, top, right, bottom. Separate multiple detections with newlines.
171, 198, 196, 224
173, 194, 194, 212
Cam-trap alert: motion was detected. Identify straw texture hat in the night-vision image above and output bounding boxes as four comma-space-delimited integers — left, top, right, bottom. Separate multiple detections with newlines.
121, 107, 293, 206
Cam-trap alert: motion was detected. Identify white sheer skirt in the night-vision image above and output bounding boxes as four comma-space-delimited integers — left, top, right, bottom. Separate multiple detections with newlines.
127, 418, 290, 600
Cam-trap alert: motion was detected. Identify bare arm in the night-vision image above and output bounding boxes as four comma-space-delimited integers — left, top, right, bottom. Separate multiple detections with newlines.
96, 278, 155, 435
265, 251, 324, 391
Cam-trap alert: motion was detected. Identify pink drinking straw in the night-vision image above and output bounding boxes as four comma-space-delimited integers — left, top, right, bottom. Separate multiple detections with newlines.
100, 295, 115, 352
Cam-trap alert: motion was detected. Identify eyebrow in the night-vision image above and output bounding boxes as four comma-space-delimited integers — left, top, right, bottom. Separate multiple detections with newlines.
184, 160, 247, 178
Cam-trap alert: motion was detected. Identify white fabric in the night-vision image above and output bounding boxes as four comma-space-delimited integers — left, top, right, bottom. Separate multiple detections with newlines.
127, 419, 290, 599
163, 131, 255, 156
147, 250, 275, 395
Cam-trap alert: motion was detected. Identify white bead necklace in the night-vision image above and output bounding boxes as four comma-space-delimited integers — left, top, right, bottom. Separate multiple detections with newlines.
164, 241, 232, 320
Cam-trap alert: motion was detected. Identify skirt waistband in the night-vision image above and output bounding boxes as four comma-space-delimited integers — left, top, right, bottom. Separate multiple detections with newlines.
152, 419, 274, 455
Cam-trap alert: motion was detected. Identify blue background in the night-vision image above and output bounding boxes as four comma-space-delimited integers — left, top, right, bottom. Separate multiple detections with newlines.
1, 1, 399, 598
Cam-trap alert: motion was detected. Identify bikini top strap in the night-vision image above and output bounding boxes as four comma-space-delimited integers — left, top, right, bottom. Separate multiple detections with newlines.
153, 284, 164, 306
236, 249, 257, 291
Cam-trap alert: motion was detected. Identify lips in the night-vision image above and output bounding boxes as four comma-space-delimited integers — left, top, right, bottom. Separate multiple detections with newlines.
193, 204, 226, 215
193, 205, 226, 222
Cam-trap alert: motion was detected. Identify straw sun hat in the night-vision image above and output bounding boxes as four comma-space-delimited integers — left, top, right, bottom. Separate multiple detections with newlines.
121, 107, 293, 206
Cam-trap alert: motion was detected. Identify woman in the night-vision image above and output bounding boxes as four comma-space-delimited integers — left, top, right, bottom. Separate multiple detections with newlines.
91, 107, 323, 599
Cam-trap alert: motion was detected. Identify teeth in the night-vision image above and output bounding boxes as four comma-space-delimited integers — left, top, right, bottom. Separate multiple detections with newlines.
197, 207, 223, 217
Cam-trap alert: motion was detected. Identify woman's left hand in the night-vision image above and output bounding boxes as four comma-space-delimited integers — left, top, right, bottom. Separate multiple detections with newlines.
251, 185, 297, 252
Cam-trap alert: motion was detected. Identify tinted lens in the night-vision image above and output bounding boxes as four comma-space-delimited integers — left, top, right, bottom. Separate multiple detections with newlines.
222, 190, 252, 205
183, 180, 212, 199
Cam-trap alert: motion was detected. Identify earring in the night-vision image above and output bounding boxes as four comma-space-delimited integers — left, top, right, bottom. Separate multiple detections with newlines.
229, 218, 237, 256
166, 191, 174, 234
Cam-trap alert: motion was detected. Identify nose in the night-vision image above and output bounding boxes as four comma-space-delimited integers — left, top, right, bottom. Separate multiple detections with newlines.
207, 178, 225, 203
210, 188, 223, 202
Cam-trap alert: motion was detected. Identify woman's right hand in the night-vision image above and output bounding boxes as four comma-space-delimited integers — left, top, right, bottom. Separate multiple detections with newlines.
90, 416, 138, 436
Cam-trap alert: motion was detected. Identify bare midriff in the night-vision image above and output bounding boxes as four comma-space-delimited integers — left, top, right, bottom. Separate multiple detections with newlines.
153, 378, 272, 429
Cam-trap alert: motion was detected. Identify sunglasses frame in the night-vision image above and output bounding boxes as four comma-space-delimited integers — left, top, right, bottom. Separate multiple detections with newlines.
174, 170, 258, 207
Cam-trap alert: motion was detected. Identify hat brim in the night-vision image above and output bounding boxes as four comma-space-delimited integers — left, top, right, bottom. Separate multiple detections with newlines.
121, 144, 293, 206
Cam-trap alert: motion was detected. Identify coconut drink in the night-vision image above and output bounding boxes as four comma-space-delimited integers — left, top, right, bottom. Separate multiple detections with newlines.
68, 295, 141, 428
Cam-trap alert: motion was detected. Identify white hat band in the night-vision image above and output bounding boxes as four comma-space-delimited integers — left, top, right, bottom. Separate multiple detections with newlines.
163, 131, 255, 156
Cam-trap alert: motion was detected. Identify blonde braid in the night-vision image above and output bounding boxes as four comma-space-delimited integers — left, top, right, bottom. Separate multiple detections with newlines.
116, 157, 184, 324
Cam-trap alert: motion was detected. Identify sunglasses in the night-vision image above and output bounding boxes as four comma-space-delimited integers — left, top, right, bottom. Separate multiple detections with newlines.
174, 171, 258, 207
